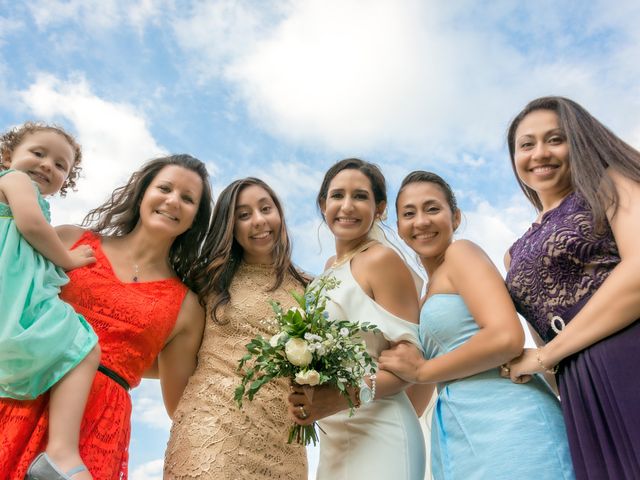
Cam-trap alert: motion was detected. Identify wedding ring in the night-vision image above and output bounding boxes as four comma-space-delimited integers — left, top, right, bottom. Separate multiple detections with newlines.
298, 405, 309, 419
501, 364, 510, 374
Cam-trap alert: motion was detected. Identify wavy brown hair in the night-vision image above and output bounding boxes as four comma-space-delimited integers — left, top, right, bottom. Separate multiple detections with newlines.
507, 96, 640, 231
195, 177, 307, 324
0, 121, 82, 196
82, 154, 214, 299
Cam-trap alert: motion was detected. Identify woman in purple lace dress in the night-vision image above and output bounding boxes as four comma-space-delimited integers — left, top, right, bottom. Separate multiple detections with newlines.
504, 96, 640, 479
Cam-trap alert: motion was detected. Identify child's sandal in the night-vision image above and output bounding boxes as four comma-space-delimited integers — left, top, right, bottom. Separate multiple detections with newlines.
25, 452, 88, 480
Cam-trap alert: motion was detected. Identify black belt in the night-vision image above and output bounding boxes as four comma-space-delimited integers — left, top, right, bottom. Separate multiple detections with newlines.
98, 364, 130, 391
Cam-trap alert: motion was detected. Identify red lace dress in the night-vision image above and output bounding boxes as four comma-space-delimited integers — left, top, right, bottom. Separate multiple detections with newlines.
0, 231, 187, 480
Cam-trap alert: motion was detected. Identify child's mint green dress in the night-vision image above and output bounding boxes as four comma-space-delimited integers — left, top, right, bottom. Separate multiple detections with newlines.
0, 169, 98, 400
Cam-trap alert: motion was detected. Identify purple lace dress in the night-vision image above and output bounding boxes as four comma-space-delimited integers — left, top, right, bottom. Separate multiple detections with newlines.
506, 192, 640, 480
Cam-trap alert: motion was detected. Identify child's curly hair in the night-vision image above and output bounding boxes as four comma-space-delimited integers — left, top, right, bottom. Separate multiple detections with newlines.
0, 121, 82, 196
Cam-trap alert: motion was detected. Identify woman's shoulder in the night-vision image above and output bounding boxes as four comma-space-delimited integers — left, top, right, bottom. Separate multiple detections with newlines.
359, 242, 403, 267
56, 225, 91, 248
444, 239, 485, 259
443, 240, 492, 271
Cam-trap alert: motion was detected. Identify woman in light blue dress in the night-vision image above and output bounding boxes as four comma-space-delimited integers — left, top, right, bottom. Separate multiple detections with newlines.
379, 171, 574, 480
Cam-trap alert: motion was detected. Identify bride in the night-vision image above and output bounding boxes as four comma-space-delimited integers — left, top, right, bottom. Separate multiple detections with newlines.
287, 158, 433, 480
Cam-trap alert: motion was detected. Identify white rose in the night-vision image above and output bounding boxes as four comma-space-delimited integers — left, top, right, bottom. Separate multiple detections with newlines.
285, 338, 313, 366
269, 331, 287, 347
295, 369, 321, 386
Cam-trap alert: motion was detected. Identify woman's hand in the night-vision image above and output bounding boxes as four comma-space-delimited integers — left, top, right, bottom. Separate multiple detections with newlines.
378, 342, 424, 383
506, 348, 538, 384
287, 383, 352, 426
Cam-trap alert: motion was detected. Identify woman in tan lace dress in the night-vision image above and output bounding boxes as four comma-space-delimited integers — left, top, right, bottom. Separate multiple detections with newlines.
164, 177, 308, 479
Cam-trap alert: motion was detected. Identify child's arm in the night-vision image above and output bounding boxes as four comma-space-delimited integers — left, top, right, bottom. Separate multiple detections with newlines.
0, 171, 95, 270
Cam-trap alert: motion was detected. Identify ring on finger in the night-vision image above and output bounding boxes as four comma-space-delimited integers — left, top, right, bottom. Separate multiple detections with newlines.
501, 364, 510, 374
298, 405, 308, 419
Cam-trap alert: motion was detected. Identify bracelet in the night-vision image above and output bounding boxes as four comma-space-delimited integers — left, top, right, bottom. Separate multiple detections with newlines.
370, 373, 377, 400
535, 348, 558, 374
353, 387, 361, 408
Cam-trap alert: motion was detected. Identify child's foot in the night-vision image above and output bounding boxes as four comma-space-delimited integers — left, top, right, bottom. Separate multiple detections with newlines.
27, 452, 92, 480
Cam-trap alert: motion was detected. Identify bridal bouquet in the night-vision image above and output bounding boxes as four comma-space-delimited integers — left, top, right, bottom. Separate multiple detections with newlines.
235, 274, 378, 445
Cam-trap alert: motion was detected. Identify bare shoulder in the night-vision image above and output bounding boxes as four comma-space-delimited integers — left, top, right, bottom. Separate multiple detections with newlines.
606, 167, 640, 201
56, 225, 87, 248
358, 243, 413, 285
0, 170, 33, 200
444, 239, 487, 264
0, 169, 29, 184
324, 256, 336, 270
361, 242, 405, 268
179, 290, 205, 327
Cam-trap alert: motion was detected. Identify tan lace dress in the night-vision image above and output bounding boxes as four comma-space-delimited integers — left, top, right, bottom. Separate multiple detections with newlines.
164, 262, 308, 479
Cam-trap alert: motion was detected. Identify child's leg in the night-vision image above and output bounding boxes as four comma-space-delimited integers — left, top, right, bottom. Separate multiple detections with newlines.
46, 343, 100, 479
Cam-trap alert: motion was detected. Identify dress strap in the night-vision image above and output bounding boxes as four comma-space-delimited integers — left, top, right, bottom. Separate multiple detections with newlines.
331, 239, 379, 269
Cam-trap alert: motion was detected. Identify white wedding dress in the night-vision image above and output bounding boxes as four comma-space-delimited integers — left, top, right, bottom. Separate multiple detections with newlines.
315, 260, 426, 480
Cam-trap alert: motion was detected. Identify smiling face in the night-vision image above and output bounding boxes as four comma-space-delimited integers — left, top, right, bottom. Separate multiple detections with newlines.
397, 181, 460, 268
233, 184, 282, 264
321, 168, 385, 250
138, 165, 203, 238
2, 130, 75, 196
513, 109, 573, 210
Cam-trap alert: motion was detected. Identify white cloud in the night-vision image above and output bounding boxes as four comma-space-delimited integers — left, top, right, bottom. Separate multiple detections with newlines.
171, 0, 273, 81
219, 0, 640, 155
457, 194, 535, 275
26, 0, 167, 31
131, 379, 171, 431
18, 74, 165, 224
130, 458, 164, 480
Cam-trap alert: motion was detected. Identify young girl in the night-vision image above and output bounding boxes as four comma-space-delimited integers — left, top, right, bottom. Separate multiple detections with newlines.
505, 96, 640, 479
378, 171, 574, 479
0, 122, 100, 479
165, 177, 308, 479
286, 158, 432, 480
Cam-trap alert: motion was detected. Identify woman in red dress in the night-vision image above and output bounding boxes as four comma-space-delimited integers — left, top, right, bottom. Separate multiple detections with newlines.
0, 154, 213, 479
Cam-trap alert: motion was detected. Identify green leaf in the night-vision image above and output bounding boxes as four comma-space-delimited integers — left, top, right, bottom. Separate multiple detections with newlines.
291, 290, 306, 308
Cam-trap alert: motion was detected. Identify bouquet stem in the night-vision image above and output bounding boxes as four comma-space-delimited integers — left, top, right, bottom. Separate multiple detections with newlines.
288, 423, 319, 446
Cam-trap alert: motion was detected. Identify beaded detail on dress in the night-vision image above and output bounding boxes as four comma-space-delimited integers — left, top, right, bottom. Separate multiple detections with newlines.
165, 262, 308, 480
506, 192, 619, 342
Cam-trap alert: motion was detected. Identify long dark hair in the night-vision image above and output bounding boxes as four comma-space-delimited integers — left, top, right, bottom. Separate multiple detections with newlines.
82, 154, 214, 299
316, 157, 387, 211
507, 96, 640, 230
195, 177, 307, 324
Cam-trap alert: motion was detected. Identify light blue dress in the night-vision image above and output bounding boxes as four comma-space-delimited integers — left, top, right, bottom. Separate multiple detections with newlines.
422, 294, 574, 480
0, 169, 97, 399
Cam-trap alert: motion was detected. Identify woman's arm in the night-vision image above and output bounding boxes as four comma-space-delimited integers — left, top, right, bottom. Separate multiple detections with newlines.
406, 384, 436, 417
354, 246, 421, 398
1, 172, 94, 269
511, 169, 640, 377
158, 291, 205, 418
379, 240, 524, 384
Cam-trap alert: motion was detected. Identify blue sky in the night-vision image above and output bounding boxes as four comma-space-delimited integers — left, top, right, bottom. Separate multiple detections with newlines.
2, 1, 640, 478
